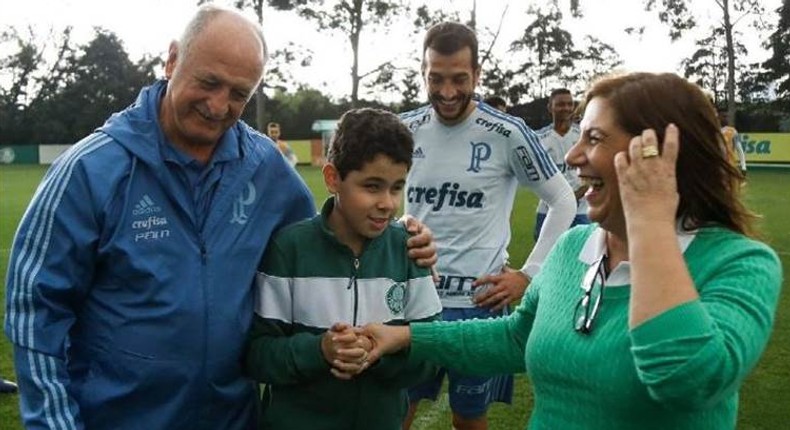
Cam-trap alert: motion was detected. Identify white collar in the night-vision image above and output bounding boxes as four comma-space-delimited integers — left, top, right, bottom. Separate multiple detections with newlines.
578, 225, 697, 287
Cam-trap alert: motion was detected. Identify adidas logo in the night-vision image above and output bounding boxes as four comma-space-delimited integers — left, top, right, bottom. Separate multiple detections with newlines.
413, 147, 425, 159
132, 194, 162, 216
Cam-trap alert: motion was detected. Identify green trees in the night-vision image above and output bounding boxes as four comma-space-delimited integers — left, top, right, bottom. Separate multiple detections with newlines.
268, 0, 409, 107
504, 5, 621, 102
1, 0, 786, 145
0, 27, 157, 145
641, 0, 768, 124
763, 0, 790, 113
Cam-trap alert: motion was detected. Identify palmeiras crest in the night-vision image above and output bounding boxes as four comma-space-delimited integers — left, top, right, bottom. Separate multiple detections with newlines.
385, 282, 409, 314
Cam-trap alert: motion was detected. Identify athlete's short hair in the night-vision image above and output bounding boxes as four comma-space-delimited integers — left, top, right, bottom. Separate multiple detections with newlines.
328, 108, 414, 179
422, 22, 479, 71
549, 88, 572, 103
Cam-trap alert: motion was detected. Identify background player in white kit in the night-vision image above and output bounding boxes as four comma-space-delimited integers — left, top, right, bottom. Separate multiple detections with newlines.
400, 22, 576, 430
534, 88, 590, 241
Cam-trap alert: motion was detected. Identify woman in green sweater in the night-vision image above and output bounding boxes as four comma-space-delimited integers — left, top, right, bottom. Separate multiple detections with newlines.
360, 72, 783, 429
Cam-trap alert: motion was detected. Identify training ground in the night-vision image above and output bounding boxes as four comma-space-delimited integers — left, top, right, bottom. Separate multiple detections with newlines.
1, 165, 788, 429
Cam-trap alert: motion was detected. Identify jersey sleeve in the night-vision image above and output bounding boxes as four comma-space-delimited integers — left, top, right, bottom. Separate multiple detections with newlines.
244, 239, 330, 385
519, 175, 576, 277
4, 150, 104, 429
507, 122, 576, 276
508, 120, 561, 185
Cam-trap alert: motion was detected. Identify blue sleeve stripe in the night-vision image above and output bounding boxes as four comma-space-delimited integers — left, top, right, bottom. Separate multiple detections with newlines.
477, 103, 558, 179
27, 349, 77, 429
524, 130, 558, 178
8, 136, 109, 428
7, 134, 109, 347
26, 349, 60, 429
477, 103, 557, 177
399, 105, 430, 121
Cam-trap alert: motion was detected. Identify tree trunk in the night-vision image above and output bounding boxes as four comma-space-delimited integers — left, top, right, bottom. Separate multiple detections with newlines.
722, 0, 737, 125
470, 0, 477, 30
254, 0, 266, 131
256, 88, 266, 132
350, 0, 363, 107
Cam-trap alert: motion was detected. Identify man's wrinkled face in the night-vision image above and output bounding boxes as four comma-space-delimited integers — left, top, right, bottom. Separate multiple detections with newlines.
160, 16, 264, 149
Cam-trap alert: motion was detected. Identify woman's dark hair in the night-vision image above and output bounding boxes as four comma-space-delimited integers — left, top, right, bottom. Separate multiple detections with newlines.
580, 72, 756, 236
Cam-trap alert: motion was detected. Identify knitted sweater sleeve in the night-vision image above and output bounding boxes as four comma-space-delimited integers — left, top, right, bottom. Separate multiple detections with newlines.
408, 286, 537, 375
629, 231, 782, 411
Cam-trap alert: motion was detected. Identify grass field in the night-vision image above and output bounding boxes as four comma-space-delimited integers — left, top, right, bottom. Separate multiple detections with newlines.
1, 164, 788, 429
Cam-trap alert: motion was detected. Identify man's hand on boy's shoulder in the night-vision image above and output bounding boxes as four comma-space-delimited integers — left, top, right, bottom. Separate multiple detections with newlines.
400, 215, 438, 270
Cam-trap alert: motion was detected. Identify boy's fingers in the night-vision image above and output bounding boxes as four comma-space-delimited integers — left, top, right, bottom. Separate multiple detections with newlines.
330, 368, 354, 380
332, 359, 364, 373
336, 347, 367, 361
331, 331, 358, 344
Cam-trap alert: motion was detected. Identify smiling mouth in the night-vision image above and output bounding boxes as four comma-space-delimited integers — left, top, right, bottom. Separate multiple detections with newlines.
580, 177, 604, 191
195, 107, 224, 123
434, 97, 461, 107
369, 217, 389, 231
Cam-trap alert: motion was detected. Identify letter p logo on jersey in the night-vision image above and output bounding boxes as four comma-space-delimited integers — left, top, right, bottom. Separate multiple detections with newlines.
467, 141, 491, 173
231, 181, 257, 225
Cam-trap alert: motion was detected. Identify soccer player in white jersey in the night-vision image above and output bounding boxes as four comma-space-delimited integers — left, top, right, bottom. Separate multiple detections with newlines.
400, 22, 576, 430
534, 88, 590, 240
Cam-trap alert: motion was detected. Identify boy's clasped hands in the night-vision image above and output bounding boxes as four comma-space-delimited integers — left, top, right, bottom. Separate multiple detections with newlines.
320, 323, 375, 379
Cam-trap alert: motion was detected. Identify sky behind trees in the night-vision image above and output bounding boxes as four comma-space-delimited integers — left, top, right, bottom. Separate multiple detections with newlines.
0, 0, 781, 102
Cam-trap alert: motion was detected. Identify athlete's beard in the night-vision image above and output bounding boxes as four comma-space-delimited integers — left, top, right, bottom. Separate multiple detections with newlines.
429, 91, 474, 124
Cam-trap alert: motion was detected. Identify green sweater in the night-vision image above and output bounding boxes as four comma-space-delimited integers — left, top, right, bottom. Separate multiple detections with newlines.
409, 224, 782, 429
245, 198, 442, 430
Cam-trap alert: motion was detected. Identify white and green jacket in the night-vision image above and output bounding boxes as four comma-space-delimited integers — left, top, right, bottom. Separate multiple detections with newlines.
245, 197, 443, 430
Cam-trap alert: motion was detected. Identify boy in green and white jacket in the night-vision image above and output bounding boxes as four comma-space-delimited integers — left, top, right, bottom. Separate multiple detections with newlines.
244, 108, 442, 430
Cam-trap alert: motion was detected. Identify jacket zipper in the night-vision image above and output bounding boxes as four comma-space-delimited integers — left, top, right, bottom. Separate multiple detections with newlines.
347, 258, 360, 326
198, 238, 209, 420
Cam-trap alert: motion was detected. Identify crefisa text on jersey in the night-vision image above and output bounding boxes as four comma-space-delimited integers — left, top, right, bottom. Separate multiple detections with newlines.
407, 182, 484, 211
131, 216, 171, 242
475, 117, 511, 137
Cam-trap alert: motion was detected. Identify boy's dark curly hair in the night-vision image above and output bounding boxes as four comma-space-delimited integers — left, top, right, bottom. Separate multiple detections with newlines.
327, 108, 414, 179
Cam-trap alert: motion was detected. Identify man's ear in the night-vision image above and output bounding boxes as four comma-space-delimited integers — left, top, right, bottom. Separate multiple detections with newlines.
322, 163, 341, 194
164, 41, 179, 79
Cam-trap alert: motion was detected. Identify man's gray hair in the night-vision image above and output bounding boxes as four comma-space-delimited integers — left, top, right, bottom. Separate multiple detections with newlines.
179, 4, 267, 62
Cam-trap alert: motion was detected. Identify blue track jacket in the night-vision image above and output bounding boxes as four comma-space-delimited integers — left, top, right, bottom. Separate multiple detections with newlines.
4, 81, 316, 429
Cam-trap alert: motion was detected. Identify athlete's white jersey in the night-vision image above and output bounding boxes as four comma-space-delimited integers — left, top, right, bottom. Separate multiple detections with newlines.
535, 123, 588, 216
402, 101, 574, 308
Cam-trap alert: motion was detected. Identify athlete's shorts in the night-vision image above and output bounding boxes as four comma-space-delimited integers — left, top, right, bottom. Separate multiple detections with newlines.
407, 307, 514, 419
534, 212, 590, 242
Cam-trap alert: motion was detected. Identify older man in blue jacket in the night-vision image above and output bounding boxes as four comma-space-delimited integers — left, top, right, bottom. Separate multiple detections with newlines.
4, 5, 435, 429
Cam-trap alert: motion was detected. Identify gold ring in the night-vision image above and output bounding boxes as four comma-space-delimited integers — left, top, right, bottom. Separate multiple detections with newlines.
641, 145, 659, 158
